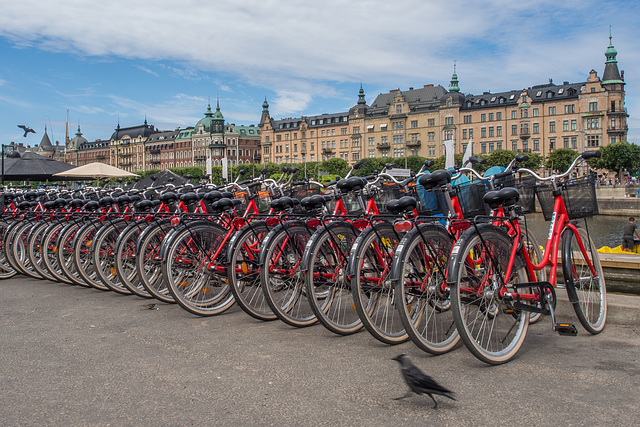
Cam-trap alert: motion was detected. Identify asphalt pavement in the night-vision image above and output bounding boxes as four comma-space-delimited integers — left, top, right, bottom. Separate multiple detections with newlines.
1, 275, 639, 426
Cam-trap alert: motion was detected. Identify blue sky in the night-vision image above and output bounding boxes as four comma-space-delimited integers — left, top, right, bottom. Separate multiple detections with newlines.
0, 0, 638, 148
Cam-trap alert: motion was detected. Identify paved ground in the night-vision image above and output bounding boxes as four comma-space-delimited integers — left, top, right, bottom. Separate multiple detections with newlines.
1, 275, 639, 426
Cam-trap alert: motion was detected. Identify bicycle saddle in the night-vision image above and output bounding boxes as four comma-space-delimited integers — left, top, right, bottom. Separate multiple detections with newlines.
418, 170, 452, 190
386, 196, 417, 215
483, 187, 520, 210
337, 177, 367, 193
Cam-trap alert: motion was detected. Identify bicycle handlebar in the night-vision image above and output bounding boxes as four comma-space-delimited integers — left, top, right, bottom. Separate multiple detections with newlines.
519, 150, 600, 182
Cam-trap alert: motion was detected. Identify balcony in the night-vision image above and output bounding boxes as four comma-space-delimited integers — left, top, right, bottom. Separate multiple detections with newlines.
120, 152, 133, 158
519, 130, 531, 140
194, 155, 207, 160
253, 152, 262, 161
150, 159, 161, 164
120, 161, 133, 167
96, 154, 106, 160
406, 140, 421, 148
149, 148, 160, 154
322, 147, 334, 154
209, 141, 226, 149
607, 126, 628, 134
377, 142, 390, 150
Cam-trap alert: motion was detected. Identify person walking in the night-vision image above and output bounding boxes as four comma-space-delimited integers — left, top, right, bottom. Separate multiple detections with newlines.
622, 217, 640, 252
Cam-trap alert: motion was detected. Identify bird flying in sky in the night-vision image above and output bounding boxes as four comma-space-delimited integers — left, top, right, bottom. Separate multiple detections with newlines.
17, 125, 36, 137
392, 354, 456, 408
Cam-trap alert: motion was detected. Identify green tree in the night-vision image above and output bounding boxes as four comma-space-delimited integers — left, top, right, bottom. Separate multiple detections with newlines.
319, 158, 350, 179
545, 148, 579, 173
596, 141, 640, 178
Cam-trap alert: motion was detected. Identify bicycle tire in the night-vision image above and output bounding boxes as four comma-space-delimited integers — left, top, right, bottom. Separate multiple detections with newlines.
520, 225, 545, 324
350, 222, 408, 344
93, 220, 133, 294
303, 221, 362, 335
4, 220, 27, 275
28, 221, 61, 282
115, 220, 152, 298
227, 221, 276, 321
260, 221, 316, 327
561, 226, 607, 334
55, 221, 90, 287
163, 221, 235, 316
391, 222, 459, 354
448, 224, 530, 365
137, 220, 174, 303
0, 220, 17, 279
12, 221, 43, 279
73, 220, 110, 291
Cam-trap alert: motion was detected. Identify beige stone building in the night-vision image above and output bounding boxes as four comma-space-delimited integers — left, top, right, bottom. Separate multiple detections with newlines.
260, 36, 627, 165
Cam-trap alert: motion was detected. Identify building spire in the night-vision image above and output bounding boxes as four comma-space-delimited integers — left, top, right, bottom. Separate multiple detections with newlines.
602, 29, 624, 85
449, 61, 460, 93
357, 83, 366, 105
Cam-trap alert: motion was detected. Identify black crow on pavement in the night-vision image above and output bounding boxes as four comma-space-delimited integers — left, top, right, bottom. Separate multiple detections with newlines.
392, 354, 456, 408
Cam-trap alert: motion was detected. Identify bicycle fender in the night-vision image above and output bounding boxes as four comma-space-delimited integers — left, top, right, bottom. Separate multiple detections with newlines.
257, 220, 308, 267
346, 222, 394, 278
388, 222, 447, 285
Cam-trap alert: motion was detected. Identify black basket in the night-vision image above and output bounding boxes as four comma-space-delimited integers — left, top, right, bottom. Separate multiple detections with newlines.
515, 177, 537, 214
372, 181, 405, 214
454, 181, 489, 218
535, 176, 598, 221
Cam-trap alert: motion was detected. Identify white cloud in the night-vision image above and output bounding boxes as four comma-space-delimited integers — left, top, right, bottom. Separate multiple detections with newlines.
0, 0, 638, 140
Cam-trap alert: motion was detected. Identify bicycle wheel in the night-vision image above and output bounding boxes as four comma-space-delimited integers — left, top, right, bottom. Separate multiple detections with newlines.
4, 220, 27, 275
163, 221, 234, 316
115, 220, 152, 298
304, 222, 361, 335
0, 220, 17, 279
12, 221, 43, 280
137, 220, 174, 303
93, 220, 132, 294
73, 221, 110, 291
449, 224, 530, 365
227, 221, 276, 321
561, 226, 607, 334
56, 221, 90, 287
350, 222, 408, 344
260, 221, 316, 327
392, 223, 459, 354
28, 221, 61, 282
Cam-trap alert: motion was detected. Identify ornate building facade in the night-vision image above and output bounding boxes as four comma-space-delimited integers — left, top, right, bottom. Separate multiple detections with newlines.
260, 37, 628, 164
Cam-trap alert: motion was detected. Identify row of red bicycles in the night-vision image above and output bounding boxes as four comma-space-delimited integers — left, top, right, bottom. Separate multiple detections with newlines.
0, 150, 607, 364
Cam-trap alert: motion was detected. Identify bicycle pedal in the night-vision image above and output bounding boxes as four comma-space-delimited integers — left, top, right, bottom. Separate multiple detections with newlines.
554, 323, 578, 336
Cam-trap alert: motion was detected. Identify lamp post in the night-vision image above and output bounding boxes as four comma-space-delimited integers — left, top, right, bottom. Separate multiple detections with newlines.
2, 142, 17, 186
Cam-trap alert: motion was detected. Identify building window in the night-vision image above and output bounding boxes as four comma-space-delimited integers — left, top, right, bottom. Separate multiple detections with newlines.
512, 140, 518, 151
489, 127, 494, 137
533, 139, 540, 151
521, 123, 529, 135
469, 129, 473, 139
496, 112, 502, 121
488, 113, 494, 121
368, 137, 375, 146
587, 135, 600, 147
411, 120, 418, 128
565, 104, 575, 114
549, 106, 556, 115
549, 121, 556, 133
521, 109, 529, 118
481, 127, 487, 138
586, 118, 600, 130
496, 126, 502, 137
511, 125, 518, 136
428, 118, 435, 127
549, 138, 556, 150
481, 113, 486, 122
497, 141, 502, 150
522, 140, 528, 151
445, 116, 454, 125
462, 129, 467, 139
589, 101, 598, 112
532, 108, 539, 117
533, 123, 539, 134
489, 142, 494, 153
428, 132, 435, 142
571, 120, 577, 131
463, 115, 472, 124
481, 143, 486, 154
571, 136, 577, 149
511, 110, 517, 119
393, 135, 404, 144
563, 137, 569, 148
428, 145, 435, 156
563, 120, 569, 132
392, 121, 403, 130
